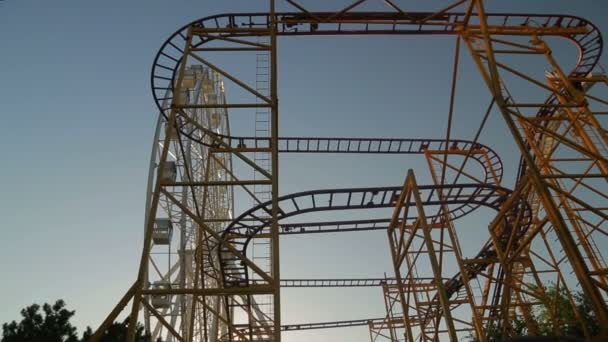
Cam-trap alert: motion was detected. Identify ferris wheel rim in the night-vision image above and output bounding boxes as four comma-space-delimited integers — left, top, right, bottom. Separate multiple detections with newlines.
144, 67, 234, 340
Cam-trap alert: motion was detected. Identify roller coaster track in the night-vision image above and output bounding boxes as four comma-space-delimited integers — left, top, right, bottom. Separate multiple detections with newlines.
220, 183, 530, 336
188, 135, 504, 281
229, 317, 386, 336
274, 277, 444, 288
280, 318, 379, 331
250, 317, 385, 332
149, 9, 601, 339
279, 218, 391, 235
215, 137, 500, 215
278, 137, 502, 186
278, 278, 398, 287
191, 136, 504, 283
152, 11, 601, 192
152, 11, 602, 119
218, 183, 530, 288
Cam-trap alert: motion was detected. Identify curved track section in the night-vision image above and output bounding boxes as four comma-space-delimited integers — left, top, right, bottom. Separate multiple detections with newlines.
195, 135, 506, 279
285, 137, 503, 185
220, 183, 520, 287
221, 182, 531, 329
218, 184, 531, 324
155, 129, 503, 188
151, 12, 602, 119
225, 137, 501, 187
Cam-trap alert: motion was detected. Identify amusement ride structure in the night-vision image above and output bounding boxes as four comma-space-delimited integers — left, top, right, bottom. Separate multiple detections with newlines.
91, 0, 608, 341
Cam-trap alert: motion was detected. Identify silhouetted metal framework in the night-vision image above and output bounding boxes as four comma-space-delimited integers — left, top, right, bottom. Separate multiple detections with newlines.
91, 1, 608, 341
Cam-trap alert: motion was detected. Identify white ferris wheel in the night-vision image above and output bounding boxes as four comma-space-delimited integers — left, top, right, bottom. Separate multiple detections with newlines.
144, 65, 234, 342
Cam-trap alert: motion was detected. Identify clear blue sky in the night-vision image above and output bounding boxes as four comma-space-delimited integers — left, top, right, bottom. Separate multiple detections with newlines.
0, 1, 606, 341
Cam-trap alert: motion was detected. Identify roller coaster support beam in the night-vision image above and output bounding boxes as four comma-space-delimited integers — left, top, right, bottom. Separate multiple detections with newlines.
124, 63, 185, 342
89, 282, 137, 342
388, 170, 459, 341
269, 1, 282, 341
462, 0, 608, 333
117, 28, 193, 341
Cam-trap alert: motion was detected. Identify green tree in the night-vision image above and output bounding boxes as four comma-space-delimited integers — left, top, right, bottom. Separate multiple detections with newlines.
80, 318, 153, 342
468, 285, 600, 341
471, 316, 529, 342
535, 285, 600, 338
2, 300, 154, 342
1, 300, 79, 342
572, 291, 601, 337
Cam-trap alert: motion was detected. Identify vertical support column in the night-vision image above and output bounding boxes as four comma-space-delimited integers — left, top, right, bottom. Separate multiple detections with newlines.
269, 1, 281, 341
538, 40, 608, 289
127, 107, 179, 342
190, 146, 215, 342
125, 28, 195, 342
90, 283, 137, 342
143, 113, 165, 338
465, 0, 608, 328
386, 243, 415, 341
409, 176, 458, 342
424, 150, 489, 341
386, 177, 416, 342
381, 285, 398, 342
179, 142, 191, 340
388, 170, 458, 342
